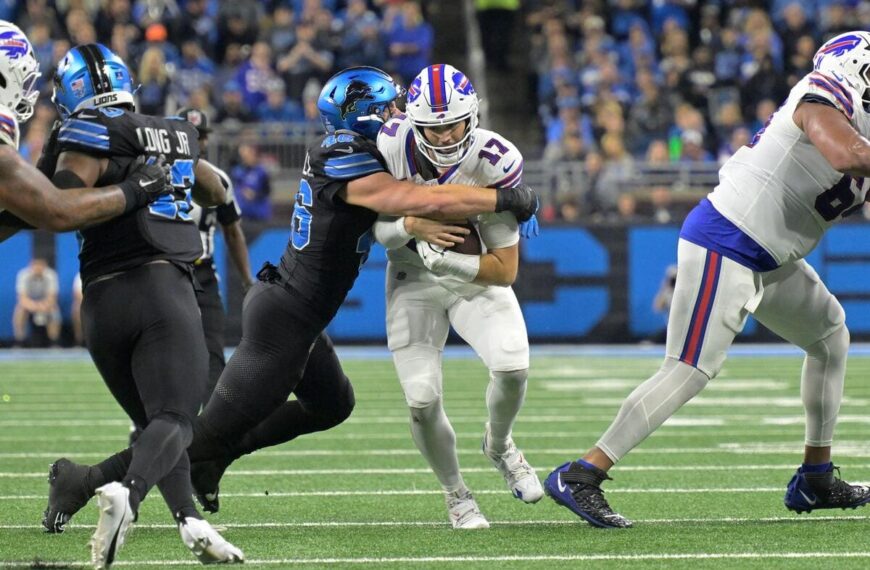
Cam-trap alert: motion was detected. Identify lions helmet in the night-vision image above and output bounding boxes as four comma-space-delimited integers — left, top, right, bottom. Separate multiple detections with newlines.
318, 66, 402, 140
405, 64, 479, 168
0, 20, 41, 124
53, 44, 135, 119
813, 31, 870, 114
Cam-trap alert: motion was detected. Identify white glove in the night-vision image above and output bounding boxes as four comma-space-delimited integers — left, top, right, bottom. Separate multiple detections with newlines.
416, 240, 480, 282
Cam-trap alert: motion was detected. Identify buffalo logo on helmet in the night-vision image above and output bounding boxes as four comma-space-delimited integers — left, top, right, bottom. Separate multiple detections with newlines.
820, 34, 864, 57
407, 77, 422, 103
0, 30, 29, 60
451, 71, 475, 96
339, 79, 376, 120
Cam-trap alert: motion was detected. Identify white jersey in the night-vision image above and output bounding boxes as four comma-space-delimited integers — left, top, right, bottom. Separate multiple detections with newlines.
709, 71, 870, 266
376, 116, 521, 298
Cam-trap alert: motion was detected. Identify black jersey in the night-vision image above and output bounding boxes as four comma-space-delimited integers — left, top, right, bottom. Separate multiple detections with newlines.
54, 107, 202, 285
279, 130, 386, 325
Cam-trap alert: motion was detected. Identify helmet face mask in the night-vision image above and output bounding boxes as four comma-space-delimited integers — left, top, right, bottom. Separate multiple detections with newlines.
317, 66, 402, 140
406, 64, 479, 168
813, 31, 870, 114
52, 43, 136, 119
0, 21, 41, 123
414, 116, 475, 168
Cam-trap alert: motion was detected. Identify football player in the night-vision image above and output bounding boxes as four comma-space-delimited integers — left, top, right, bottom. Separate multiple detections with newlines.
0, 22, 173, 238
39, 44, 242, 567
172, 108, 253, 402
546, 31, 870, 528
372, 64, 542, 529
41, 66, 539, 524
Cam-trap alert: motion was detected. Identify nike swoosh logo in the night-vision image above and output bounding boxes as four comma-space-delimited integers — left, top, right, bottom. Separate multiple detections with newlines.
799, 490, 817, 505
557, 475, 567, 493
139, 179, 160, 188
502, 160, 516, 173
334, 147, 354, 154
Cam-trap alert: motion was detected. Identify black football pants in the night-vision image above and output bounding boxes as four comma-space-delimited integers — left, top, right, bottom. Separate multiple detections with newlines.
194, 263, 226, 402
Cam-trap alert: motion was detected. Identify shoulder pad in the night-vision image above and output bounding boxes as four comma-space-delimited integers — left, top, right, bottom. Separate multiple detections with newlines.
475, 130, 524, 188
314, 133, 385, 180
805, 72, 857, 122
57, 110, 111, 152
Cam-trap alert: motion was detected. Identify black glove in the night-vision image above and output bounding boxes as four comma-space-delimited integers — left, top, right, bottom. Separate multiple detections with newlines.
495, 182, 539, 222
118, 155, 173, 214
35, 120, 62, 178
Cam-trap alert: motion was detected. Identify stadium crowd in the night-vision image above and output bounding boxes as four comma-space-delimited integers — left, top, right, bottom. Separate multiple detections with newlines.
527, 0, 870, 220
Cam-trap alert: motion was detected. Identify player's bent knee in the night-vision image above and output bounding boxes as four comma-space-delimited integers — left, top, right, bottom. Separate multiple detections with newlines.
409, 398, 442, 423
403, 379, 441, 409
805, 323, 850, 364
150, 411, 194, 446
490, 368, 528, 387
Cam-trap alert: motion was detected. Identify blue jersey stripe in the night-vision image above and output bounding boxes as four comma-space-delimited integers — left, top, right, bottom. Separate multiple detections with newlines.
65, 119, 109, 135
59, 126, 110, 140
324, 154, 378, 166
325, 164, 383, 179
58, 133, 110, 150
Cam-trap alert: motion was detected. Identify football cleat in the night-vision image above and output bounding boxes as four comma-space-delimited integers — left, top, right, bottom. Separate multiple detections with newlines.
445, 488, 490, 529
482, 427, 544, 503
191, 458, 231, 514
178, 517, 245, 564
90, 482, 135, 569
784, 464, 870, 514
544, 461, 632, 529
43, 457, 95, 533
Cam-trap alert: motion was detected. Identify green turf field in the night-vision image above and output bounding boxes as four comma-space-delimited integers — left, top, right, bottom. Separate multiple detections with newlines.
2, 351, 870, 568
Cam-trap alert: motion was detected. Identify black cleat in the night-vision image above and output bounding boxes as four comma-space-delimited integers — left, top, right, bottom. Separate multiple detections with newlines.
784, 464, 870, 514
43, 458, 95, 533
191, 459, 231, 514
544, 460, 633, 528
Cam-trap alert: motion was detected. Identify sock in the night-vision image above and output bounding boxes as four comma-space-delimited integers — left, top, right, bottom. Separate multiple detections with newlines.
410, 399, 464, 492
485, 369, 528, 454
90, 448, 134, 493
800, 462, 832, 474
157, 453, 202, 521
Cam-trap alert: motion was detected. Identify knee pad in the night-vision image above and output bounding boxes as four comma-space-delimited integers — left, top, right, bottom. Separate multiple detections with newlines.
805, 323, 849, 365
402, 375, 441, 409
409, 398, 442, 424
150, 411, 194, 447
490, 368, 528, 387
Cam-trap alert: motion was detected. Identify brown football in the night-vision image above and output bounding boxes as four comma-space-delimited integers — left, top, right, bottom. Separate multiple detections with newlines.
449, 220, 482, 255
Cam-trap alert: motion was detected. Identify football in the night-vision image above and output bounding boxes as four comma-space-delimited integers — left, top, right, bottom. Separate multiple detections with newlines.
450, 220, 482, 255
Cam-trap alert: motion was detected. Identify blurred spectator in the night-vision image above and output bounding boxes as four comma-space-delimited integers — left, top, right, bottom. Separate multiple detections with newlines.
172, 40, 216, 106
269, 5, 297, 55
386, 0, 433, 83
143, 22, 180, 67
236, 42, 279, 111
650, 186, 675, 224
257, 80, 305, 123
231, 143, 272, 221
137, 47, 172, 116
718, 127, 751, 164
215, 81, 255, 126
626, 70, 673, 155
338, 1, 387, 69
172, 0, 218, 56
476, 0, 519, 72
13, 259, 61, 348
679, 130, 713, 163
217, 3, 261, 62
616, 193, 642, 224
277, 21, 334, 100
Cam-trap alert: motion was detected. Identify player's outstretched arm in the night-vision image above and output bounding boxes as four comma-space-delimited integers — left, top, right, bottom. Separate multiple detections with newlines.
192, 159, 228, 207
222, 220, 254, 291
795, 102, 870, 177
0, 147, 169, 233
340, 172, 538, 221
475, 245, 518, 287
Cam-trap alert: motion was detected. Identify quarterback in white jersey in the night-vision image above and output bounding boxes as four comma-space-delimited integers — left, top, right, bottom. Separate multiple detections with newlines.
545, 31, 870, 529
0, 21, 173, 238
374, 64, 543, 529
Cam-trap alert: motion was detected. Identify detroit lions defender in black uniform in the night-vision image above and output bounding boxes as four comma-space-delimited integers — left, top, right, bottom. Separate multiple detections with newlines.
42, 66, 538, 518
40, 44, 242, 568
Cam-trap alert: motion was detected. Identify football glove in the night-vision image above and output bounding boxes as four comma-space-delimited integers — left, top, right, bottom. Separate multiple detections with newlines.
118, 155, 173, 213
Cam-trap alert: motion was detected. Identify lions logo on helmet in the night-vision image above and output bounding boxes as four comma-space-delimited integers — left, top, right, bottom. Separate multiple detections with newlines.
52, 44, 136, 119
405, 64, 479, 168
318, 66, 402, 140
0, 20, 40, 134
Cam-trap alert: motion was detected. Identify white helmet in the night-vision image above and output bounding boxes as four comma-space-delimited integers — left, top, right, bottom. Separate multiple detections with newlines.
0, 21, 40, 123
405, 64, 479, 168
813, 31, 870, 114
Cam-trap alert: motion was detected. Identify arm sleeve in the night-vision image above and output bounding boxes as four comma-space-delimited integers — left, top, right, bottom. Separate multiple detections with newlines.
478, 211, 519, 250
373, 215, 411, 249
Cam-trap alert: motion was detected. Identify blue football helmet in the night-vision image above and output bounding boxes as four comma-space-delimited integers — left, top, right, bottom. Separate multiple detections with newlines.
52, 44, 136, 119
317, 66, 402, 140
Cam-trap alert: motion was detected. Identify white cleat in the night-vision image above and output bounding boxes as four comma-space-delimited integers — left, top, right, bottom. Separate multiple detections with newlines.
90, 482, 135, 570
483, 426, 544, 503
445, 488, 490, 530
179, 517, 245, 564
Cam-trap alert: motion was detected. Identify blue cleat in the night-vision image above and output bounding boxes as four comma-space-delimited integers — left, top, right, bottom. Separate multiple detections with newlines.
784, 464, 870, 514
544, 461, 632, 528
